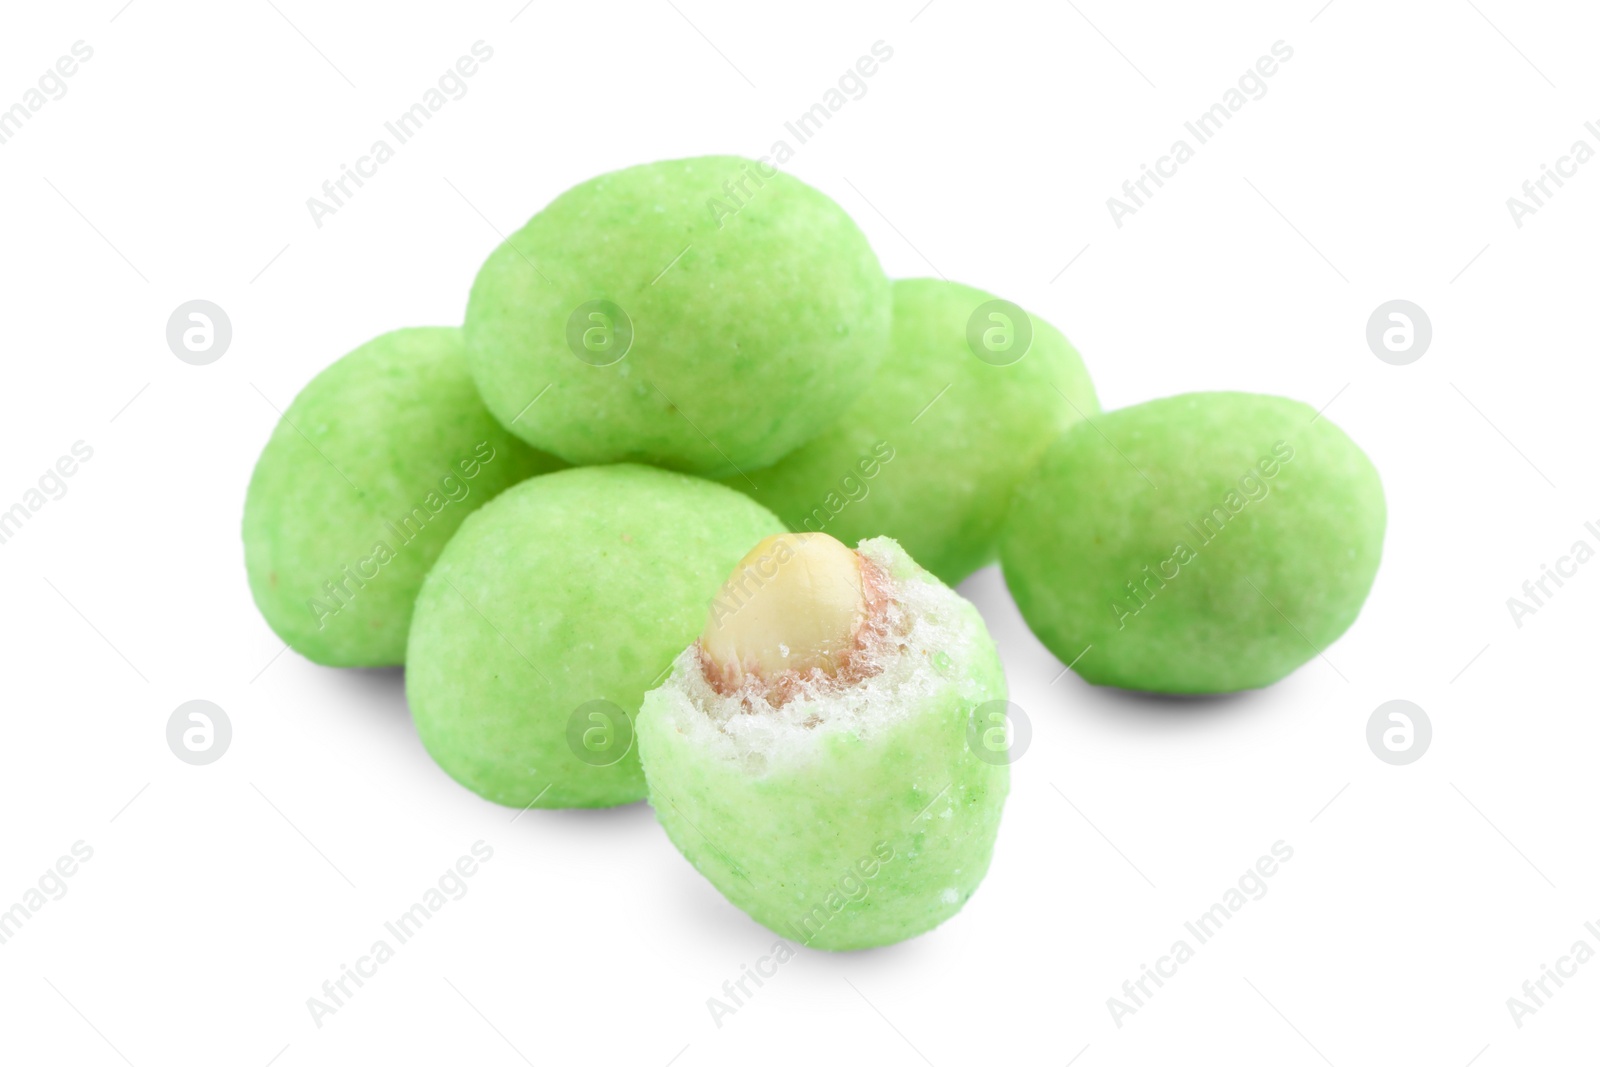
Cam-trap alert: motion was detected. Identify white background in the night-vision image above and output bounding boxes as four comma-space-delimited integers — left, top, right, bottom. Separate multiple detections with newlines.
1, 1, 1595, 1064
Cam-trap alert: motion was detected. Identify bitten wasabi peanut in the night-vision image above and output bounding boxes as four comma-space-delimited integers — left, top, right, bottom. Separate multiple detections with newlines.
639, 533, 1008, 950
1001, 392, 1386, 693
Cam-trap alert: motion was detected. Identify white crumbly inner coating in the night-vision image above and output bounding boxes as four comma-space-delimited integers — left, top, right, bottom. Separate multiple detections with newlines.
654, 537, 986, 775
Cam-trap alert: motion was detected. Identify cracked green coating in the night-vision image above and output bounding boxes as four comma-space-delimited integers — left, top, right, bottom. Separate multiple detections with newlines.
406, 464, 785, 809
724, 279, 1098, 585
242, 327, 560, 667
638, 540, 1008, 950
464, 155, 891, 476
1001, 392, 1386, 693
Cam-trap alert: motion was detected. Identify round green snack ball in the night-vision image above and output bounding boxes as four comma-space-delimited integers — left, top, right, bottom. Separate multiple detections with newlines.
242, 327, 560, 667
406, 465, 785, 809
725, 278, 1098, 585
1001, 392, 1386, 693
639, 537, 1008, 950
464, 155, 891, 476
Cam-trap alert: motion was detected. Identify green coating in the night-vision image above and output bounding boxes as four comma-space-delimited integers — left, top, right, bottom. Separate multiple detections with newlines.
638, 539, 1008, 950
724, 279, 1098, 586
242, 327, 559, 667
1001, 392, 1386, 693
406, 465, 785, 809
464, 155, 891, 476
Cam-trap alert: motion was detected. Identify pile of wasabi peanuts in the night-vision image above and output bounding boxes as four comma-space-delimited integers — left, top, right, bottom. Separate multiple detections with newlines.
244, 155, 1385, 950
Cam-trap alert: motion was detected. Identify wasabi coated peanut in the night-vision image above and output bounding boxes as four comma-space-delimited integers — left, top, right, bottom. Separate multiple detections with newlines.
465, 155, 891, 476
725, 278, 1098, 586
1001, 392, 1386, 693
406, 465, 785, 809
242, 327, 560, 666
639, 533, 1008, 950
